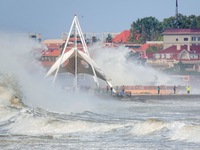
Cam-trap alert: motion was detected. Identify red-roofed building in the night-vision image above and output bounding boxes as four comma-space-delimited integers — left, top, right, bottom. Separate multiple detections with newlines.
155, 45, 200, 61
146, 29, 200, 70
41, 38, 85, 68
112, 30, 130, 43
149, 45, 200, 70
126, 42, 163, 59
40, 39, 64, 68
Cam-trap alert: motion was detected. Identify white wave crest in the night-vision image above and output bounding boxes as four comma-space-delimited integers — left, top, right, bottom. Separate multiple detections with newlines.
130, 118, 165, 136
5, 110, 126, 136
167, 121, 200, 143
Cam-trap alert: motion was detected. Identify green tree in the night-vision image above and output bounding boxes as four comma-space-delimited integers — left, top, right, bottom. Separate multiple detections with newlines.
129, 14, 200, 44
129, 17, 163, 44
146, 45, 163, 53
163, 16, 177, 29
129, 23, 140, 43
163, 14, 200, 29
197, 16, 200, 28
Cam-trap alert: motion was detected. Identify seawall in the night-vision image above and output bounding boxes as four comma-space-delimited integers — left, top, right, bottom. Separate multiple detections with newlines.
120, 94, 200, 101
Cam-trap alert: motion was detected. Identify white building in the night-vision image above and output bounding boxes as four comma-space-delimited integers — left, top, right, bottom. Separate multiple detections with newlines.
163, 29, 200, 49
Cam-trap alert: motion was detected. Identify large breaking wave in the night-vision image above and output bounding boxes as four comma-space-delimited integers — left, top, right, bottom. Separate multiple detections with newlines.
0, 33, 199, 146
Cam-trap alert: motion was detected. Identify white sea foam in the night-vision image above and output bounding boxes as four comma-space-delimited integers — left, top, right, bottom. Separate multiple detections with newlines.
0, 85, 23, 124
0, 86, 13, 107
0, 103, 19, 123
167, 121, 200, 143
6, 110, 125, 136
130, 118, 165, 136
129, 119, 200, 143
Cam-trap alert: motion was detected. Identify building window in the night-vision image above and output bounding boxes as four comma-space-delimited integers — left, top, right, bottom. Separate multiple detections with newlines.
198, 37, 200, 41
166, 54, 170, 59
176, 38, 178, 41
190, 54, 198, 59
184, 38, 188, 41
192, 37, 197, 41
161, 54, 165, 58
155, 54, 160, 59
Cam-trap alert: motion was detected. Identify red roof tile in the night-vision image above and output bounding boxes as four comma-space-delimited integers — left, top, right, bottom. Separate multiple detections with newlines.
155, 45, 200, 61
140, 44, 154, 51
189, 45, 200, 53
42, 50, 61, 57
146, 52, 154, 59
112, 30, 130, 43
69, 37, 81, 42
157, 45, 200, 54
157, 45, 186, 54
129, 43, 162, 51
41, 61, 56, 68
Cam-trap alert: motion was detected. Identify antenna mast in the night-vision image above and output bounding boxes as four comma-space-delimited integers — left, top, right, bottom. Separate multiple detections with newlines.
175, 0, 179, 28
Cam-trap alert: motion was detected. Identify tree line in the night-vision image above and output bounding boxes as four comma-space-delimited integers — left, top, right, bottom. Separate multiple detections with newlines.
129, 14, 200, 44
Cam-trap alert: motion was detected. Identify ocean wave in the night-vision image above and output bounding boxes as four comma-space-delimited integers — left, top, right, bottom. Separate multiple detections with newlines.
4, 111, 125, 136
167, 121, 200, 143
0, 79, 199, 144
130, 118, 165, 136
129, 119, 200, 143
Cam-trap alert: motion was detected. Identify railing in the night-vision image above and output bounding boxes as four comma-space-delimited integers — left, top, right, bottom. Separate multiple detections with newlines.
113, 85, 186, 95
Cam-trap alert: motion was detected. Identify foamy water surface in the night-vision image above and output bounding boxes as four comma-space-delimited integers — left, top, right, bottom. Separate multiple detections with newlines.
0, 90, 200, 149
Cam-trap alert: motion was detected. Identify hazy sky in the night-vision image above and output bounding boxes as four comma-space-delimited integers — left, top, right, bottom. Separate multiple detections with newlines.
0, 0, 199, 39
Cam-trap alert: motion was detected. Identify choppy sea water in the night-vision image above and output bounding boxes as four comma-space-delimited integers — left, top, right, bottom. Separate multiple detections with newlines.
1, 33, 200, 150
0, 87, 200, 150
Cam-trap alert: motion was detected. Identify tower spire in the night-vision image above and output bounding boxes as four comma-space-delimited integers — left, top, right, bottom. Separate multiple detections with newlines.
176, 0, 178, 18
175, 0, 179, 28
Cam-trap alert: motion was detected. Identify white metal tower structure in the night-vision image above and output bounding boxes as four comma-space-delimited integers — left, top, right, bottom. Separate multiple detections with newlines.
46, 15, 114, 90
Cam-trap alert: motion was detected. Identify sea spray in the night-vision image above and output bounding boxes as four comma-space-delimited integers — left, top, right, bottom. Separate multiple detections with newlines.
90, 43, 182, 86
0, 33, 122, 113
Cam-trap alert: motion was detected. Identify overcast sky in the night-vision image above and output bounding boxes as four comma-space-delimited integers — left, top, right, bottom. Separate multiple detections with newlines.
0, 0, 199, 39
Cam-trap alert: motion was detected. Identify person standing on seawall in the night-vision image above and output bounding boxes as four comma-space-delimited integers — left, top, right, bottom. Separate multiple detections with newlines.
110, 87, 113, 95
186, 86, 191, 94
157, 86, 160, 95
173, 85, 177, 94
